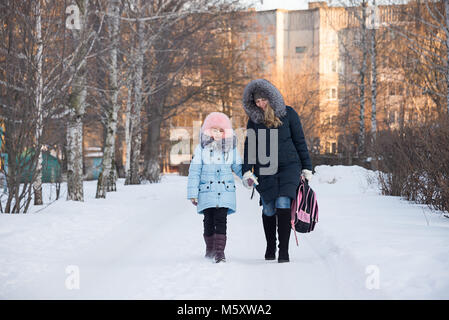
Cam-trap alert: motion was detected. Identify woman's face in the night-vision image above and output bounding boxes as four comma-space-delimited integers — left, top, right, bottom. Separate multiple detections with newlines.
255, 98, 268, 111
210, 127, 224, 141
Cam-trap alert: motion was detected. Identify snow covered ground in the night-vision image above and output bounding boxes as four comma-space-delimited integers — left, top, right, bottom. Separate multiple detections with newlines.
0, 165, 448, 299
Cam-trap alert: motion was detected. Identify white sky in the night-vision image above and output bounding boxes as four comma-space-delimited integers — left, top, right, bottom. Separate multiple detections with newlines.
246, 0, 310, 10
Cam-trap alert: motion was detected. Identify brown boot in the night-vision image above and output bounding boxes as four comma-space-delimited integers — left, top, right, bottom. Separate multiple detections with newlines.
214, 234, 227, 263
203, 234, 215, 259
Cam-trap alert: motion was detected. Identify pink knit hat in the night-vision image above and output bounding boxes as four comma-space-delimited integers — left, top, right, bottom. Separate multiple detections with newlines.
201, 112, 233, 138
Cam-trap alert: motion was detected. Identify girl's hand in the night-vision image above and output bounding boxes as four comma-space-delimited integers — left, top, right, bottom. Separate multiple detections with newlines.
190, 198, 198, 206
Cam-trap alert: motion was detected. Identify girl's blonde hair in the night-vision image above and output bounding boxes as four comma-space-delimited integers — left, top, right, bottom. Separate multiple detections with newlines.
263, 101, 283, 128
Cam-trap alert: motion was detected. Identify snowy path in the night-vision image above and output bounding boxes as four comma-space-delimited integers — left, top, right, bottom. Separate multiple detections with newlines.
0, 166, 448, 299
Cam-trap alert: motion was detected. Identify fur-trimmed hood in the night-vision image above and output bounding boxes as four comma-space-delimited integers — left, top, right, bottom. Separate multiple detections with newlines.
242, 79, 287, 124
200, 112, 236, 153
200, 133, 237, 153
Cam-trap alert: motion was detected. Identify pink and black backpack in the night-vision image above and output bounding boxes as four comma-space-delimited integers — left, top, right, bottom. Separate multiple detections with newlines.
290, 176, 319, 245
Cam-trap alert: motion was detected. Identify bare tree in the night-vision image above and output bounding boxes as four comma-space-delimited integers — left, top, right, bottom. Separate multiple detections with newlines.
118, 0, 243, 184
282, 54, 323, 153
368, 0, 379, 169
328, 0, 385, 159
358, 0, 369, 156
33, 0, 45, 205
95, 0, 122, 198
65, 0, 104, 201
390, 0, 449, 118
0, 1, 47, 212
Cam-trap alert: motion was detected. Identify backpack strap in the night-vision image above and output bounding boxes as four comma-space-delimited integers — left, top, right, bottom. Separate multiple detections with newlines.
292, 219, 299, 246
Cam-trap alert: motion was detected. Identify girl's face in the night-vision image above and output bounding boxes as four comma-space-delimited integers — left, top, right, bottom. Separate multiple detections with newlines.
255, 98, 268, 111
210, 127, 224, 141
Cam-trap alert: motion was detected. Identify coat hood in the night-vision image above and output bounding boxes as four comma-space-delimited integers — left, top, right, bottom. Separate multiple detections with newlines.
200, 133, 237, 153
242, 79, 287, 124
200, 112, 236, 153
201, 112, 233, 138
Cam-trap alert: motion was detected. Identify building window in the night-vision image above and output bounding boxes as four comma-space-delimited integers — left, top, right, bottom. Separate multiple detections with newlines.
295, 46, 306, 53
390, 29, 396, 40
331, 142, 337, 154
389, 84, 396, 96
331, 60, 337, 73
406, 112, 413, 123
338, 61, 345, 74
389, 110, 398, 124
328, 88, 337, 100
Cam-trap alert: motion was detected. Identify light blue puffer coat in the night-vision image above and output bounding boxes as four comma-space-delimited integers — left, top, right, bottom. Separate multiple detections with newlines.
187, 143, 243, 215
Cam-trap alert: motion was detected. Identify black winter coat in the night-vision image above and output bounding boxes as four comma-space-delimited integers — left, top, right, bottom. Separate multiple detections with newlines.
241, 79, 312, 205
242, 106, 312, 204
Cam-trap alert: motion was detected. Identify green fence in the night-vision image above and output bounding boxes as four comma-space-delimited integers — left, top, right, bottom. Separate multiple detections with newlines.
1, 150, 61, 183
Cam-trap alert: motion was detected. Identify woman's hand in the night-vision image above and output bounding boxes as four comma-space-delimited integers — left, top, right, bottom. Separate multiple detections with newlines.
190, 198, 198, 206
301, 169, 313, 182
242, 171, 259, 189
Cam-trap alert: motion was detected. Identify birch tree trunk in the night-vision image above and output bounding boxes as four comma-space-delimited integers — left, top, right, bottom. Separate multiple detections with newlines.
369, 0, 378, 170
124, 78, 133, 185
96, 0, 120, 198
144, 121, 162, 183
33, 0, 44, 205
359, 1, 368, 157
144, 112, 162, 183
445, 0, 449, 116
66, 97, 85, 201
66, 0, 89, 202
129, 14, 144, 185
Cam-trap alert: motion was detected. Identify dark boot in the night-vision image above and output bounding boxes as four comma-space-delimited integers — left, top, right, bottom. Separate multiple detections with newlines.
203, 234, 215, 259
214, 233, 227, 263
277, 208, 292, 263
262, 214, 277, 260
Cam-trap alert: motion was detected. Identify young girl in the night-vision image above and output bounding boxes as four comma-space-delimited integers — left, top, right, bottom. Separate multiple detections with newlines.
187, 112, 252, 263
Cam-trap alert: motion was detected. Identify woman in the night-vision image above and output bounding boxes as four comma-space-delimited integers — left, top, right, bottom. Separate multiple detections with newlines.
241, 79, 313, 263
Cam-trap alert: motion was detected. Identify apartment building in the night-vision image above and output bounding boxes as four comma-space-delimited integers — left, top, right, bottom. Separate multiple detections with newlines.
249, 1, 430, 154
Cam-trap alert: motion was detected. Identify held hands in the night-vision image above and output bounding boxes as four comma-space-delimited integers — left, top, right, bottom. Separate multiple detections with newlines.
301, 169, 313, 183
242, 171, 259, 189
190, 198, 198, 206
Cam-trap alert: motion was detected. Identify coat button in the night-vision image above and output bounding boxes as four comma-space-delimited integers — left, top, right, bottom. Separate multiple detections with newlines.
218, 193, 220, 195
217, 170, 219, 172
218, 181, 220, 184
